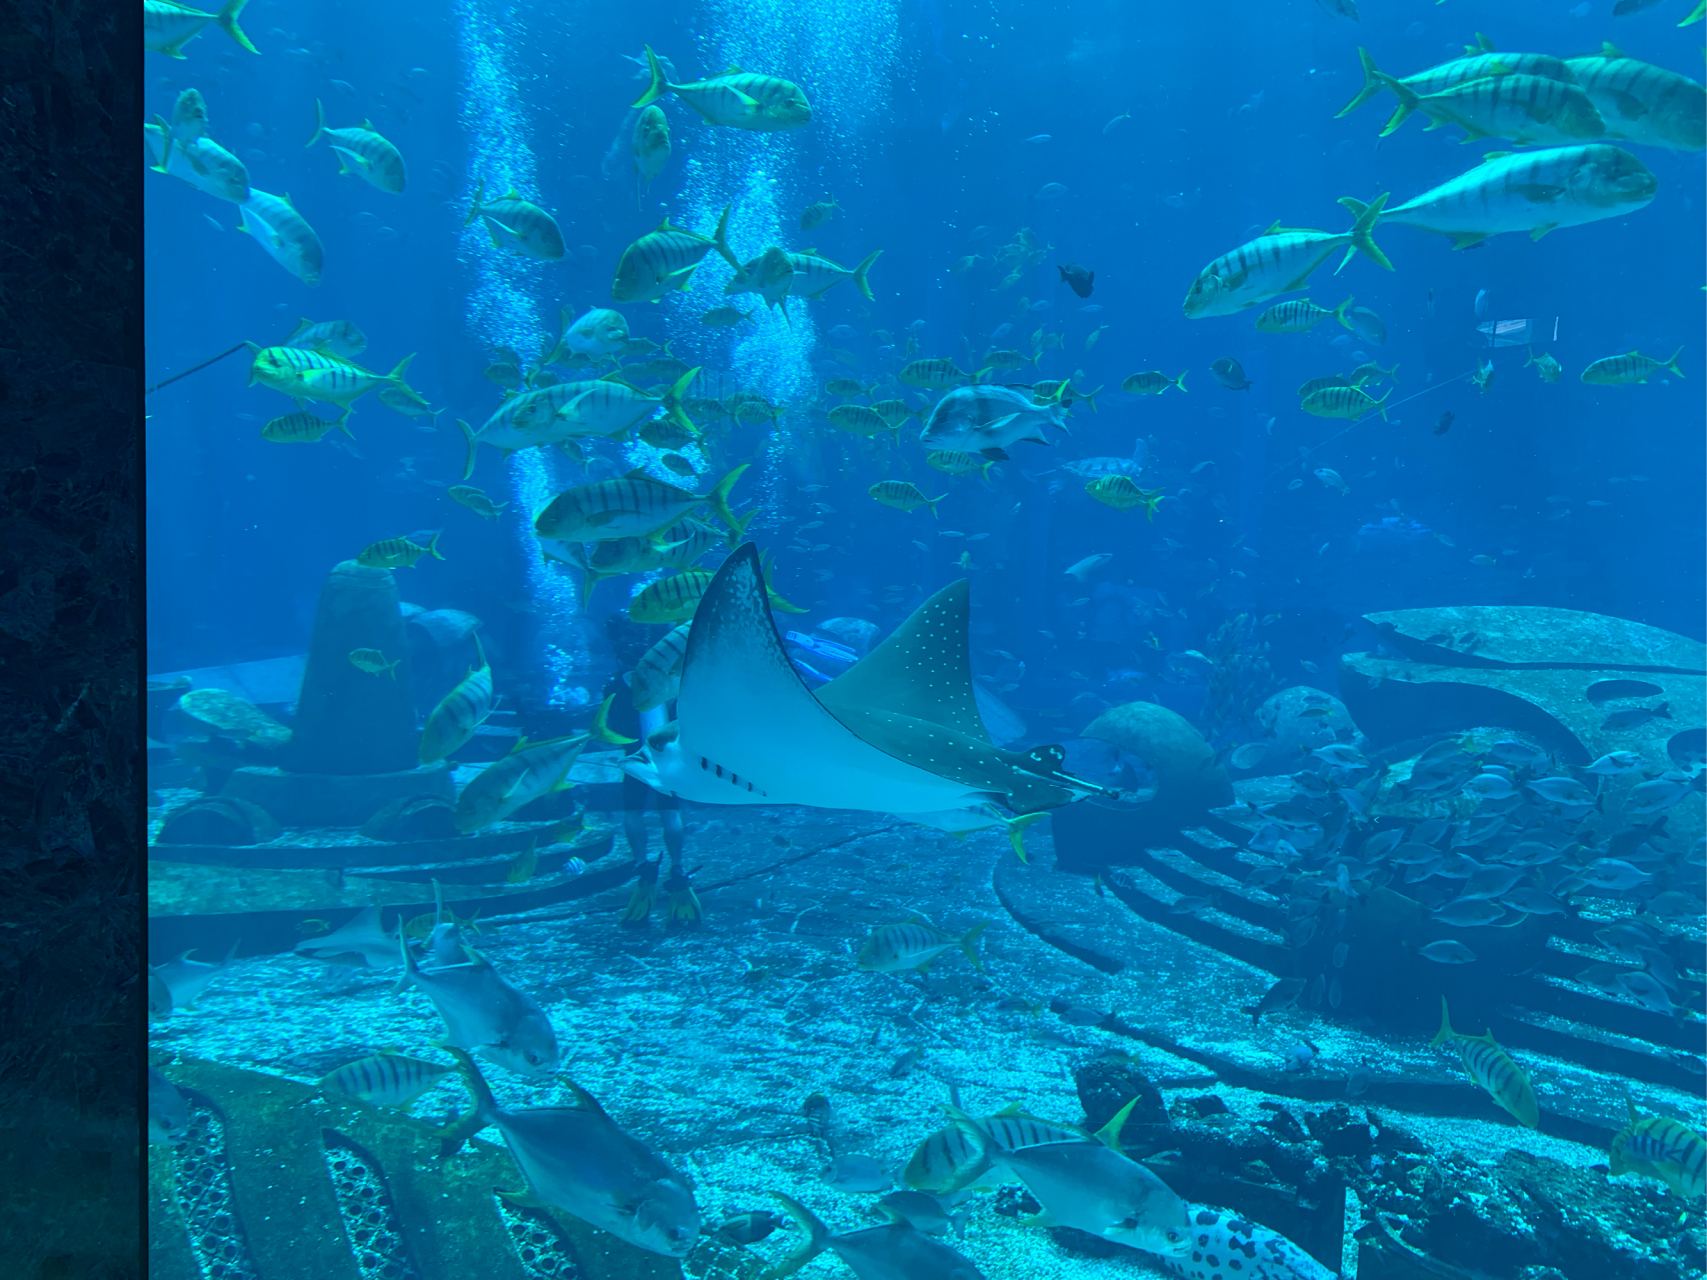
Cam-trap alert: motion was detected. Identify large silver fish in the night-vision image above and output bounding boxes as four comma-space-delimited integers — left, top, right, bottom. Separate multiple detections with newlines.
918, 384, 1070, 459
394, 931, 557, 1079
439, 1047, 699, 1257
453, 734, 587, 832
945, 1099, 1192, 1258
765, 1193, 987, 1280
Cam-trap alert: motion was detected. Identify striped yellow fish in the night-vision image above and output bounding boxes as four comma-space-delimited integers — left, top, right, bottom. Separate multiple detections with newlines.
145, 0, 257, 57
634, 47, 812, 132
612, 205, 738, 303
419, 637, 493, 763
249, 345, 422, 412
452, 734, 587, 832
899, 358, 972, 391
1121, 370, 1187, 395
238, 190, 325, 287
926, 450, 997, 480
260, 409, 351, 443
1256, 296, 1352, 334
632, 623, 691, 712
1432, 998, 1538, 1128
1380, 144, 1657, 247
1297, 374, 1353, 399
868, 481, 944, 517
856, 917, 987, 972
1086, 476, 1164, 520
533, 464, 747, 546
1609, 1102, 1706, 1198
903, 1102, 1081, 1195
1339, 45, 1579, 128
1568, 44, 1705, 153
464, 176, 565, 260
1580, 348, 1684, 385
322, 1053, 454, 1109
1183, 196, 1391, 319
1377, 72, 1605, 147
1301, 384, 1388, 421
629, 571, 714, 624
306, 100, 407, 194
357, 532, 444, 569
827, 404, 897, 439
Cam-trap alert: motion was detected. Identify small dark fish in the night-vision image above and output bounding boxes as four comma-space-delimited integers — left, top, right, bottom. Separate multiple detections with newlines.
716, 1211, 785, 1245
1247, 976, 1306, 1026
1210, 357, 1251, 390
1315, 0, 1358, 18
804, 1092, 837, 1153
1057, 262, 1094, 298
1613, 0, 1667, 13
1434, 411, 1454, 436
1602, 702, 1670, 731
888, 1048, 925, 1079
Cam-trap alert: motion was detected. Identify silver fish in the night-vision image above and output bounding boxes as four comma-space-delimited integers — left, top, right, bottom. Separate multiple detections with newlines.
394, 932, 557, 1078
295, 905, 402, 969
767, 1193, 988, 1280
945, 1100, 1191, 1257
149, 938, 239, 1014
439, 1046, 699, 1257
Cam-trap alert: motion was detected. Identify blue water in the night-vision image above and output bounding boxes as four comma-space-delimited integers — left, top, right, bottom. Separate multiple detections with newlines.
146, 2, 1706, 1276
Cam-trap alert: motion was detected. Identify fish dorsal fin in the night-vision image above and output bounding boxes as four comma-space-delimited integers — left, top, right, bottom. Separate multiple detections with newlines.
624, 467, 654, 480
1263, 220, 1282, 235
993, 1101, 1024, 1117
815, 580, 993, 744
721, 64, 745, 75
362, 119, 375, 130
1094, 1096, 1139, 1150
1602, 42, 1626, 59
559, 1085, 614, 1119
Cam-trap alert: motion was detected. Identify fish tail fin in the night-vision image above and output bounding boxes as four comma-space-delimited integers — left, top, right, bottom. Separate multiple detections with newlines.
148, 115, 175, 172
665, 366, 701, 433
1336, 47, 1383, 118
1334, 295, 1355, 329
1431, 996, 1456, 1047
766, 1193, 831, 1279
387, 351, 419, 395
960, 919, 988, 970
1665, 346, 1685, 378
435, 1045, 497, 1153
427, 530, 445, 561
1005, 812, 1048, 864
217, 0, 259, 53
851, 248, 883, 301
1093, 1095, 1140, 1151
335, 408, 355, 439
457, 419, 477, 481
307, 98, 326, 149
579, 565, 611, 609
463, 175, 485, 227
590, 692, 638, 745
1373, 72, 1420, 136
633, 46, 668, 110
1172, 370, 1188, 393
711, 201, 740, 269
1336, 192, 1392, 274
1080, 385, 1101, 414
706, 463, 750, 536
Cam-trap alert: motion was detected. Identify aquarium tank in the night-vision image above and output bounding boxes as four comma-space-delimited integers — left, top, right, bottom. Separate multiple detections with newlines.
144, 0, 1705, 1277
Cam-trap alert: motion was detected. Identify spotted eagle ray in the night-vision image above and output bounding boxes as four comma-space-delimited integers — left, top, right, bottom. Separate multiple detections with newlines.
623, 542, 1102, 815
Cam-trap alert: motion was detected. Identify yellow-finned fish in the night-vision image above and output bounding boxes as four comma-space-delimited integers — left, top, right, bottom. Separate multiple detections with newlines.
1580, 348, 1684, 386
357, 532, 444, 569
532, 465, 746, 545
464, 176, 565, 260
452, 734, 587, 832
633, 46, 812, 132
1301, 385, 1388, 421
238, 189, 325, 287
631, 623, 691, 712
827, 404, 897, 439
260, 409, 351, 443
1255, 296, 1352, 335
613, 206, 738, 304
926, 450, 997, 480
856, 917, 987, 973
1567, 43, 1705, 153
419, 637, 493, 763
1086, 476, 1165, 520
1121, 370, 1187, 396
348, 648, 399, 679
1338, 44, 1577, 130
869, 481, 945, 517
1183, 197, 1391, 319
1375, 72, 1605, 148
322, 1053, 454, 1109
306, 100, 407, 194
145, 0, 258, 57
898, 358, 972, 391
1379, 145, 1657, 248
1432, 998, 1538, 1128
1609, 1101, 1706, 1198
